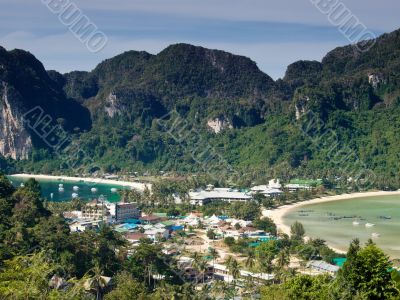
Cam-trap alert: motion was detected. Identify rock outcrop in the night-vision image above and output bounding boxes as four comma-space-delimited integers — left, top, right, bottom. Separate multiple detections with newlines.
0, 82, 32, 159
207, 117, 233, 134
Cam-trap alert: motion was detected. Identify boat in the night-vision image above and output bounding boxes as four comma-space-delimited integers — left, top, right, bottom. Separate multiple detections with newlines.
72, 193, 79, 199
299, 210, 314, 213
58, 187, 65, 192
20, 183, 25, 187
73, 186, 79, 191
298, 214, 309, 217
352, 221, 360, 226
58, 183, 63, 188
378, 216, 392, 220
111, 188, 118, 193
371, 233, 380, 238
365, 223, 375, 228
91, 188, 98, 193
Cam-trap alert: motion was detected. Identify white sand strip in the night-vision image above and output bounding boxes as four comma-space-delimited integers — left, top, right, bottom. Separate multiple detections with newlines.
9, 173, 151, 192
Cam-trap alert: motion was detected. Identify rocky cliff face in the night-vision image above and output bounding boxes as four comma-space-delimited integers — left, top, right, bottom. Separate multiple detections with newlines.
207, 117, 233, 133
0, 82, 32, 159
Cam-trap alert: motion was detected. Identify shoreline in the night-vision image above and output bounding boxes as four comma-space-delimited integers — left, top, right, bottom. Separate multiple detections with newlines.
9, 173, 152, 192
262, 190, 400, 254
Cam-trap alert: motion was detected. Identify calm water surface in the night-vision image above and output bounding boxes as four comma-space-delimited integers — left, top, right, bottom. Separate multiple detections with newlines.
8, 176, 130, 203
283, 195, 400, 258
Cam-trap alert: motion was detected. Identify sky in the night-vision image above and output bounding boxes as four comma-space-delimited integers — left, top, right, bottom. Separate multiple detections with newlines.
1, 0, 399, 79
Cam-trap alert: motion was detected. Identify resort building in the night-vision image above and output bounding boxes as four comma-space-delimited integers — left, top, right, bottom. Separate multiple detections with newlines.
81, 199, 111, 221
188, 186, 253, 206
115, 202, 140, 221
251, 179, 283, 197
285, 183, 312, 192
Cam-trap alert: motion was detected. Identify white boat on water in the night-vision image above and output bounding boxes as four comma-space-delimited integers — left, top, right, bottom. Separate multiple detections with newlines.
352, 221, 360, 226
58, 187, 65, 192
372, 233, 380, 238
91, 188, 98, 193
59, 183, 63, 188
365, 223, 375, 228
73, 186, 79, 191
111, 188, 117, 193
72, 193, 79, 199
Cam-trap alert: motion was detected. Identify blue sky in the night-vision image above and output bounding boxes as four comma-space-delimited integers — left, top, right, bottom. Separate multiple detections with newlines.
1, 0, 399, 79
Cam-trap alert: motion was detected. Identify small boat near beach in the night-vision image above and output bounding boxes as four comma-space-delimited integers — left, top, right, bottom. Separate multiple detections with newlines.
371, 233, 380, 238
352, 221, 360, 226
365, 223, 375, 228
378, 216, 392, 220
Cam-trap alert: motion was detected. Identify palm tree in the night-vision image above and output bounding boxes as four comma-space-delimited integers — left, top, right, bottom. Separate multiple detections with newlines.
276, 249, 290, 269
208, 248, 219, 278
224, 255, 234, 283
257, 252, 274, 283
227, 258, 240, 288
244, 251, 256, 271
275, 249, 290, 283
190, 252, 203, 283
211, 280, 231, 299
197, 258, 208, 284
87, 263, 108, 300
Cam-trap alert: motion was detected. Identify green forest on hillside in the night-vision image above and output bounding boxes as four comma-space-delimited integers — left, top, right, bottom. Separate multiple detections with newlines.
1, 30, 400, 189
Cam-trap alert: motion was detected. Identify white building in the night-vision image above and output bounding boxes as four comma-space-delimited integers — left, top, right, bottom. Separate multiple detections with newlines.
81, 199, 111, 221
189, 186, 252, 206
69, 220, 102, 232
306, 260, 339, 275
285, 183, 312, 192
251, 179, 283, 197
144, 228, 169, 241
213, 263, 274, 283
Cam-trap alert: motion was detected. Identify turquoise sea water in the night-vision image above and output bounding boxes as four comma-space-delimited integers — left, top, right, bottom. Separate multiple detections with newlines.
282, 195, 400, 258
8, 176, 130, 203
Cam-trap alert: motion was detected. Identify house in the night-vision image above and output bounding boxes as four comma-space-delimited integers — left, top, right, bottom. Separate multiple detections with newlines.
144, 228, 169, 241
124, 232, 147, 245
306, 260, 340, 275
189, 186, 253, 206
69, 220, 102, 232
63, 210, 82, 219
140, 214, 163, 224
213, 263, 274, 283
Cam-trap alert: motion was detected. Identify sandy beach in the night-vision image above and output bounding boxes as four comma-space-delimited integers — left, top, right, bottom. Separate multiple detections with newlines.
10, 174, 152, 192
262, 190, 400, 254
